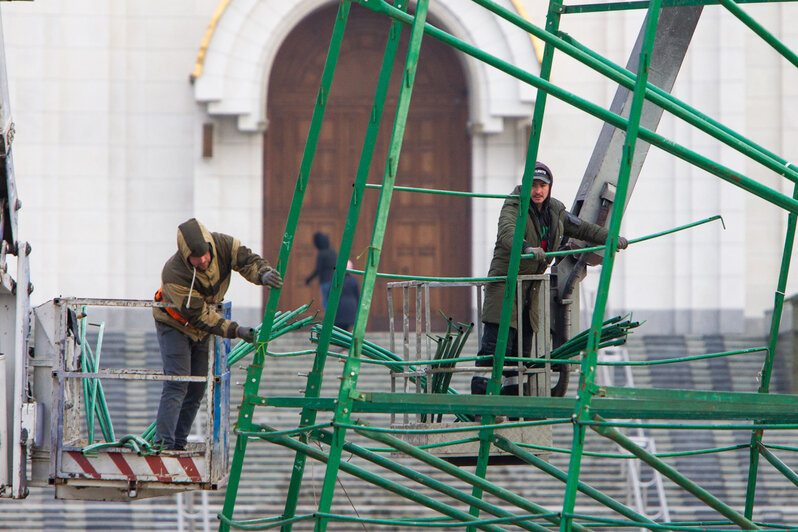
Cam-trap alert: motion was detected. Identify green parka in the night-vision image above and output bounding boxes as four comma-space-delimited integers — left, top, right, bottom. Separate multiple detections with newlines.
481, 185, 609, 333
153, 219, 275, 342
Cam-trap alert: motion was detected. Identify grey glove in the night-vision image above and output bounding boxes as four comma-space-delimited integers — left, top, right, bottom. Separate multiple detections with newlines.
617, 237, 629, 250
523, 246, 546, 262
261, 269, 283, 288
237, 326, 256, 344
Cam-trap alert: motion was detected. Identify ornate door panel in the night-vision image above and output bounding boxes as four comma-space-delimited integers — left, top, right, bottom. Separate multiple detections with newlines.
265, 4, 471, 330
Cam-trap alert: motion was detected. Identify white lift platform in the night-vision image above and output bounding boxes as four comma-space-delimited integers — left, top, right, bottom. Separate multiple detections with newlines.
3, 297, 232, 501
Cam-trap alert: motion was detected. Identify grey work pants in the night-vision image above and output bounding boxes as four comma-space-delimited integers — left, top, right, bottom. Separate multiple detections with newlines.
154, 320, 210, 448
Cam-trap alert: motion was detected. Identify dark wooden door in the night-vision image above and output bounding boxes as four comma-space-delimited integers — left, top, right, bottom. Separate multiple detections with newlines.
264, 4, 471, 330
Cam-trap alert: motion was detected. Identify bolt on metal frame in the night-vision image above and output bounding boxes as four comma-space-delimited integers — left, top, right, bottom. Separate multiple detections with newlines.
218, 0, 798, 530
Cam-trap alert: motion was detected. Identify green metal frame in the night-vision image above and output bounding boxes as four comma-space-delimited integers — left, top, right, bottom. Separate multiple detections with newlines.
217, 0, 798, 530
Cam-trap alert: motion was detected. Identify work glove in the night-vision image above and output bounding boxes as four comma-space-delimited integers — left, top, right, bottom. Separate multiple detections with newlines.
261, 269, 283, 288
237, 326, 256, 344
523, 246, 546, 262
617, 237, 629, 250
304, 276, 311, 286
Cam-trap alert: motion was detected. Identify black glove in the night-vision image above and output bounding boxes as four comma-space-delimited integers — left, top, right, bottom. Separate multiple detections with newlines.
237, 326, 256, 344
261, 269, 283, 288
523, 246, 546, 261
617, 237, 628, 250
304, 276, 311, 286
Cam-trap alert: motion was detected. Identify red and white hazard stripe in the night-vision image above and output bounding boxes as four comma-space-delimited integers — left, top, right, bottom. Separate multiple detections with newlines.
62, 450, 205, 483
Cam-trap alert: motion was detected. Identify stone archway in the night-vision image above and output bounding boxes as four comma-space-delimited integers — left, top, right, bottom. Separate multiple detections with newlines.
264, 4, 472, 329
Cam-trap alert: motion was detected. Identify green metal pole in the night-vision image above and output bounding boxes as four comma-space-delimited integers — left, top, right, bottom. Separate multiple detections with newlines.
560, 2, 661, 530
281, 3, 406, 528
468, 2, 564, 526
261, 429, 509, 532
719, 0, 798, 70
352, 423, 592, 532
367, 0, 798, 215
757, 442, 798, 488
492, 435, 660, 529
313, 2, 429, 529
592, 416, 759, 530
218, 2, 353, 531
309, 428, 550, 532
540, 215, 724, 258
743, 180, 798, 517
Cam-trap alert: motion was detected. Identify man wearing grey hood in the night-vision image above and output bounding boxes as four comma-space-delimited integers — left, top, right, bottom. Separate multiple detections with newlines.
471, 162, 628, 396
152, 218, 282, 450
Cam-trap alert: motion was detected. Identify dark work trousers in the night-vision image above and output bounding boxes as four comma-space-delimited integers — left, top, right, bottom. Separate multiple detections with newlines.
154, 320, 210, 449
470, 318, 533, 395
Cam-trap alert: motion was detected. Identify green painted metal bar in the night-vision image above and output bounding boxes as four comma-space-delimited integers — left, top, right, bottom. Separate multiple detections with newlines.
348, 268, 504, 282
365, 183, 519, 199
757, 442, 798, 488
591, 416, 760, 530
78, 319, 114, 444
536, 215, 724, 258
260, 392, 798, 422
366, 0, 798, 215
473, 0, 798, 187
308, 428, 550, 532
89, 322, 107, 442
492, 435, 660, 529
600, 385, 798, 407
281, 4, 406, 528
507, 441, 748, 459
314, 3, 429, 529
562, 0, 798, 14
468, 0, 564, 523
560, 0, 662, 528
254, 427, 512, 532
744, 179, 798, 517
595, 347, 766, 366
720, 0, 798, 70
352, 423, 592, 532
219, 2, 353, 531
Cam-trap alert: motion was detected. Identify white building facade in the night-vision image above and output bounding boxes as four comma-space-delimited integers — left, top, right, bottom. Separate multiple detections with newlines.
3, 0, 797, 334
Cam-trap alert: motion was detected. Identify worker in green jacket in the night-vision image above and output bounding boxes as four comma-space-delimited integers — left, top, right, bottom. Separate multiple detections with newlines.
471, 162, 628, 396
152, 218, 283, 450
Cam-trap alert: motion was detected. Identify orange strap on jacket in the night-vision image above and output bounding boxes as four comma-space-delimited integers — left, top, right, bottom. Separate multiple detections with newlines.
154, 288, 194, 328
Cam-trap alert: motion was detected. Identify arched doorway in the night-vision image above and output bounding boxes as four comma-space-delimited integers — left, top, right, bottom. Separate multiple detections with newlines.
264, 4, 471, 330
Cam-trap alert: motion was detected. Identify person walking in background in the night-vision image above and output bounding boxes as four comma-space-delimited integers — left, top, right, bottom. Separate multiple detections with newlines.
305, 232, 337, 308
334, 260, 360, 332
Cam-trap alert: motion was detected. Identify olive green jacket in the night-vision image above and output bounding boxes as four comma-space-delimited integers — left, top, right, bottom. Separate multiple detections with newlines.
481, 185, 608, 333
153, 220, 274, 342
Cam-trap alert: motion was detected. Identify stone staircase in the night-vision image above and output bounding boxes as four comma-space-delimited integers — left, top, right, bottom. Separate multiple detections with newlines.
2, 327, 797, 530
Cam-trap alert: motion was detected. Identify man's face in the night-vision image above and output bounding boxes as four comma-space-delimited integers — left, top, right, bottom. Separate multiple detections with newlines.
189, 251, 211, 271
531, 180, 550, 206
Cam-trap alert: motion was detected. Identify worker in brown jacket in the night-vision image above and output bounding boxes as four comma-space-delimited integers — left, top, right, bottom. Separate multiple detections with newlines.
153, 218, 282, 450
472, 162, 628, 396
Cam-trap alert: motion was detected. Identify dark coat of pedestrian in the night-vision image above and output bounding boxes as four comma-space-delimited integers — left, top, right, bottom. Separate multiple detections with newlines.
334, 261, 360, 331
305, 232, 337, 308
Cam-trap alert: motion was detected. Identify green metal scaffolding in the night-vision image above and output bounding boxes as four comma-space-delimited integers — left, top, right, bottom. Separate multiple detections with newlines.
218, 0, 798, 530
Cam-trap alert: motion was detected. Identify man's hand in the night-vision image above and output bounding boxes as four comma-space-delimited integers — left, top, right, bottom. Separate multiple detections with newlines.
261, 269, 283, 288
523, 246, 546, 261
237, 326, 256, 344
617, 237, 629, 250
